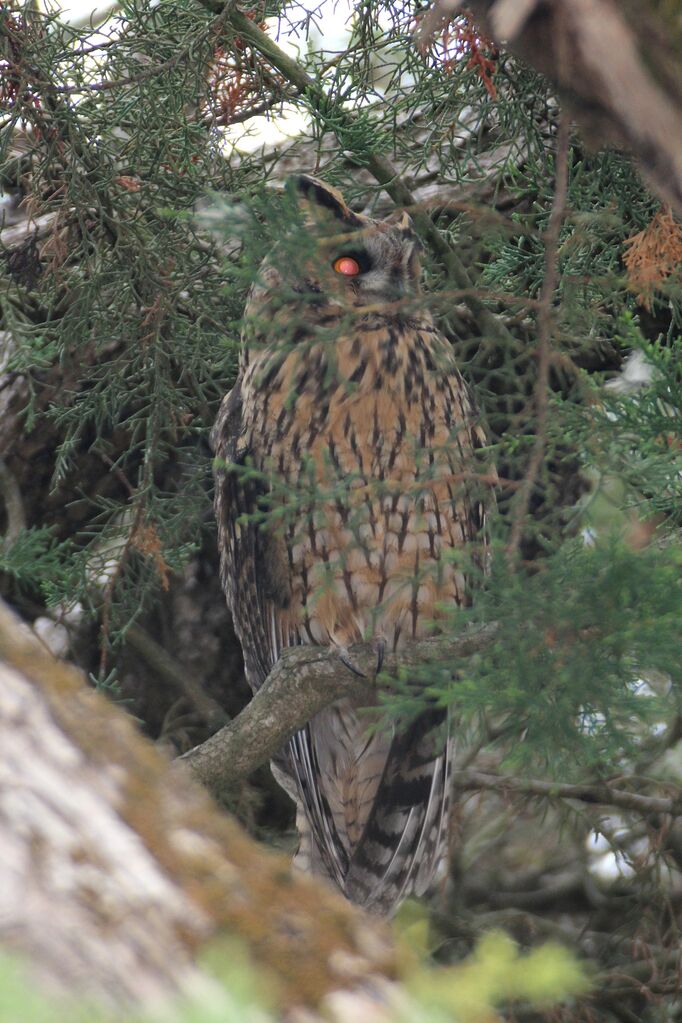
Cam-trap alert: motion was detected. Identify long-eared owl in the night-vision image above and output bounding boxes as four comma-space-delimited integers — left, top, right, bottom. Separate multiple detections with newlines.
212, 175, 490, 915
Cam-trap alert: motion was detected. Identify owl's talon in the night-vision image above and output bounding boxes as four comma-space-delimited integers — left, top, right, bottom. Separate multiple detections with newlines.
337, 649, 367, 679
375, 638, 386, 675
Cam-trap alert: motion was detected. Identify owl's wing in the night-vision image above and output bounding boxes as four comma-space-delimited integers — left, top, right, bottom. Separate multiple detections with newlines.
213, 379, 353, 881
211, 375, 291, 691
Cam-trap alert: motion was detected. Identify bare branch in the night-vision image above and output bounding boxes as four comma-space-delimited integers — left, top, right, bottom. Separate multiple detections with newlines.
125, 622, 229, 728
453, 769, 682, 818
506, 112, 571, 564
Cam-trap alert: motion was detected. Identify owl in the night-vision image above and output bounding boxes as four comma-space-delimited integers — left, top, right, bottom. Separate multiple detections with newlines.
212, 175, 489, 915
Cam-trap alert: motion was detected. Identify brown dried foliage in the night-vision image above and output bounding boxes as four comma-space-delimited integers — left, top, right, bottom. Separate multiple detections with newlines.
0, 6, 44, 121
623, 207, 682, 309
417, 8, 498, 99
205, 17, 284, 127
131, 522, 171, 592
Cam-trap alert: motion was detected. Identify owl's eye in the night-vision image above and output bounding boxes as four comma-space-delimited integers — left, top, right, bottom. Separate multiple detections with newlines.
333, 256, 361, 276
332, 251, 371, 276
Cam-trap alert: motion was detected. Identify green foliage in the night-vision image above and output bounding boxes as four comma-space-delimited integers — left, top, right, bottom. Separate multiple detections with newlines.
3, 0, 679, 671
380, 536, 682, 774
0, 932, 587, 1023
1, 0, 681, 1016
1, 0, 251, 663
407, 930, 589, 1023
481, 150, 659, 344
0, 527, 71, 597
592, 320, 682, 521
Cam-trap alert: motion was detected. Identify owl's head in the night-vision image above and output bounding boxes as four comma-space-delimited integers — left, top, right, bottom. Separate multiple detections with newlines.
287, 174, 423, 306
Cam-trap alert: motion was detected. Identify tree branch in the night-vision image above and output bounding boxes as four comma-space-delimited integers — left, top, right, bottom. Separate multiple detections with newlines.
179, 623, 498, 796
125, 622, 228, 728
506, 112, 571, 564
0, 596, 399, 1014
453, 769, 682, 818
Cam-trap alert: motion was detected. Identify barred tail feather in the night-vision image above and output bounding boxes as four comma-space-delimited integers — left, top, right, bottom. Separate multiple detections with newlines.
288, 727, 349, 888
286, 705, 452, 916
344, 710, 452, 914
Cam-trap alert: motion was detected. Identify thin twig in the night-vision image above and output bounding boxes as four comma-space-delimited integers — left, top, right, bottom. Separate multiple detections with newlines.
125, 623, 228, 727
506, 113, 571, 565
205, 92, 295, 128
98, 501, 145, 678
453, 769, 682, 817
0, 459, 26, 549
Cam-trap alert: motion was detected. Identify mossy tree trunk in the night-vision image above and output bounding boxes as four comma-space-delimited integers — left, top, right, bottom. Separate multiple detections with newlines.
0, 598, 396, 1016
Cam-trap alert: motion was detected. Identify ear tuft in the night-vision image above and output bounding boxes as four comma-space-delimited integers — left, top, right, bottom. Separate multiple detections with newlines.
293, 175, 364, 228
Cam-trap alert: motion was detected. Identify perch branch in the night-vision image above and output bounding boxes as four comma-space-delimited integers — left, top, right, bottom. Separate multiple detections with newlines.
178, 623, 497, 796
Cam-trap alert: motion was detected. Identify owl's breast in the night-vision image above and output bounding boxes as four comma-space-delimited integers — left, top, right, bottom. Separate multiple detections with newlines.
243, 317, 468, 464
240, 318, 482, 648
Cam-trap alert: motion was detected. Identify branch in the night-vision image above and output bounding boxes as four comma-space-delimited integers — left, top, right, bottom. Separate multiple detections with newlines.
453, 769, 682, 818
124, 622, 229, 728
0, 458, 26, 549
506, 112, 571, 564
179, 623, 498, 796
0, 596, 399, 1013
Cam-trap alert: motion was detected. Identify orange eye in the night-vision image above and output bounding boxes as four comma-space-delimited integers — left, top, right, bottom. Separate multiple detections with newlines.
333, 256, 361, 276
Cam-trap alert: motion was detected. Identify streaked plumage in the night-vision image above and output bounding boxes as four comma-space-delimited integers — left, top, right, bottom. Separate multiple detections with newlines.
212, 176, 489, 914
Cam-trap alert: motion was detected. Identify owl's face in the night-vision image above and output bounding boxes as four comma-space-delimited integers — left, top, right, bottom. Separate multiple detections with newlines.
279, 175, 423, 308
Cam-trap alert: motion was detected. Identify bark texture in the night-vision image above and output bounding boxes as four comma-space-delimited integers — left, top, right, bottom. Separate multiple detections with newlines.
0, 598, 397, 1015
180, 625, 498, 797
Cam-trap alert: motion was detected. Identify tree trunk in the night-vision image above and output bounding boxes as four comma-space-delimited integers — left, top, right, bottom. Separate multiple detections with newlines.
0, 598, 396, 1015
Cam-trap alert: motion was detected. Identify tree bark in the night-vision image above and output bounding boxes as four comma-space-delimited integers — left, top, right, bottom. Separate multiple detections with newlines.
180, 624, 498, 797
0, 598, 397, 1015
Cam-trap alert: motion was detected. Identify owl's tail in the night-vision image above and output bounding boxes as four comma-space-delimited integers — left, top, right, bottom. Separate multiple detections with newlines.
343, 708, 452, 914
287, 706, 452, 916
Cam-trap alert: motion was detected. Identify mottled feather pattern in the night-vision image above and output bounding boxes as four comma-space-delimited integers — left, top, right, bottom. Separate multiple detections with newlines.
213, 176, 491, 914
